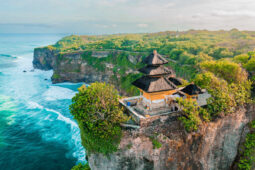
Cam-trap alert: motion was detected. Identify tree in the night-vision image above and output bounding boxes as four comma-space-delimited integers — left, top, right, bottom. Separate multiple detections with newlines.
70, 82, 127, 155
176, 98, 208, 132
200, 60, 247, 83
193, 71, 251, 116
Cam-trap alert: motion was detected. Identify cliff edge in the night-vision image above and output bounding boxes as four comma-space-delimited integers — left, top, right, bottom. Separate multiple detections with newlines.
88, 105, 255, 170
33, 47, 143, 95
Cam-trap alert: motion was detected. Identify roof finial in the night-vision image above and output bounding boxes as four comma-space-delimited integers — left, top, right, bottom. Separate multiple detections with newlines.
153, 50, 157, 55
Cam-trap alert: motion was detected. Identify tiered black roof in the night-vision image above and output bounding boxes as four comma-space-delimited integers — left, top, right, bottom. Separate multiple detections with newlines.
132, 76, 176, 93
168, 77, 182, 86
180, 84, 203, 95
139, 65, 172, 76
132, 50, 176, 93
143, 51, 168, 65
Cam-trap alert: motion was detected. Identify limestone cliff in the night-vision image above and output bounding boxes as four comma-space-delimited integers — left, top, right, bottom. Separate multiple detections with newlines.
88, 105, 255, 170
33, 48, 113, 83
51, 51, 114, 84
33, 48, 143, 95
33, 47, 57, 70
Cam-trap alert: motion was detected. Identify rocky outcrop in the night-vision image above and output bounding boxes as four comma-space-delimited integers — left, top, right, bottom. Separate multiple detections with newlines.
33, 47, 57, 70
88, 105, 255, 170
33, 48, 142, 93
51, 51, 113, 84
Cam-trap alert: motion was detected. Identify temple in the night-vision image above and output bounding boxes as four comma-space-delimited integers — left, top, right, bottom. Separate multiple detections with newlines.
132, 50, 179, 110
119, 50, 210, 123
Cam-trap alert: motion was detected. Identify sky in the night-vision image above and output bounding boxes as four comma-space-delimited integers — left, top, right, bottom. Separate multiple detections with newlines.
1, 0, 255, 34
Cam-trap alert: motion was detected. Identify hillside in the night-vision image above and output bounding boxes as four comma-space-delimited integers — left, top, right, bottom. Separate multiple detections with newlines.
33, 30, 255, 170
33, 29, 255, 96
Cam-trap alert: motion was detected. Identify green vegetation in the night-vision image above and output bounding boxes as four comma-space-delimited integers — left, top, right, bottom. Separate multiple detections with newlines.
50, 30, 255, 60
149, 136, 162, 149
126, 143, 132, 149
69, 83, 127, 155
47, 30, 255, 95
178, 58, 252, 132
80, 51, 145, 95
71, 163, 90, 170
177, 98, 210, 132
238, 121, 255, 170
234, 52, 255, 73
56, 31, 255, 132
194, 60, 252, 116
52, 73, 61, 79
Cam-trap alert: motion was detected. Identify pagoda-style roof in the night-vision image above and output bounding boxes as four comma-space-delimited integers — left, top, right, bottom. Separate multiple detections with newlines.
168, 77, 182, 86
143, 50, 168, 65
181, 84, 203, 95
139, 65, 172, 76
132, 76, 177, 93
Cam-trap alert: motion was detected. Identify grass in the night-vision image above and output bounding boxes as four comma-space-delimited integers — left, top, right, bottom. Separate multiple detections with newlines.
238, 121, 255, 170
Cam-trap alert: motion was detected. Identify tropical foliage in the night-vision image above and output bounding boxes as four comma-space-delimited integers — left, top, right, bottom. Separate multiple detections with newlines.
194, 60, 252, 117
44, 30, 255, 95
71, 163, 90, 170
238, 121, 255, 170
69, 83, 127, 155
176, 98, 209, 132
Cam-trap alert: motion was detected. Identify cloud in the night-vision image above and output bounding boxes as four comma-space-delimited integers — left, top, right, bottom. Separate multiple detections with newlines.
0, 23, 52, 28
212, 10, 255, 17
137, 24, 148, 28
165, 2, 175, 8
1, 0, 255, 33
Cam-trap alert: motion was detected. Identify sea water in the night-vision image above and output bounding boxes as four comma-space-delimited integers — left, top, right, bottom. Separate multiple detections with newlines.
0, 34, 85, 170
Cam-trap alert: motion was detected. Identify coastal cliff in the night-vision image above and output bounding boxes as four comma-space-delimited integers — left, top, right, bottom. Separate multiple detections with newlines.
33, 47, 56, 70
33, 48, 114, 83
33, 47, 144, 95
51, 51, 114, 84
88, 105, 255, 170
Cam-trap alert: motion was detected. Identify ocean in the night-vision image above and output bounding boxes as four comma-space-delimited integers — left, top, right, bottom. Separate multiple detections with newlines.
0, 33, 85, 170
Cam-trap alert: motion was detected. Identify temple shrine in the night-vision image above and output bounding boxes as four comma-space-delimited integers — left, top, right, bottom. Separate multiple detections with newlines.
120, 50, 210, 120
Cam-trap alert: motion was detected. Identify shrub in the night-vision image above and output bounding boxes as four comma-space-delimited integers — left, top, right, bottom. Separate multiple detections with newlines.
200, 60, 247, 84
52, 73, 61, 79
71, 163, 90, 170
238, 121, 255, 170
70, 82, 127, 155
176, 98, 202, 132
149, 136, 162, 149
194, 69, 251, 117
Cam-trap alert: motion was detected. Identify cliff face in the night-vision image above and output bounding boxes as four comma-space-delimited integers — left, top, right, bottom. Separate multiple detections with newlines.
33, 47, 56, 70
33, 48, 113, 83
34, 48, 140, 80
88, 105, 255, 170
51, 51, 114, 84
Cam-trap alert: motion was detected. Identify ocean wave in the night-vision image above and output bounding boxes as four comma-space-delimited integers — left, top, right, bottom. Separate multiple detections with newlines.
0, 95, 17, 125
27, 101, 44, 109
27, 101, 77, 128
43, 86, 76, 101
26, 101, 85, 162
0, 54, 15, 58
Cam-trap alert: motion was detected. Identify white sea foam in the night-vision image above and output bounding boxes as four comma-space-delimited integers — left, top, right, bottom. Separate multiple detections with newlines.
26, 101, 85, 162
0, 96, 17, 125
45, 108, 78, 128
43, 86, 76, 101
44, 108, 85, 162
27, 101, 44, 109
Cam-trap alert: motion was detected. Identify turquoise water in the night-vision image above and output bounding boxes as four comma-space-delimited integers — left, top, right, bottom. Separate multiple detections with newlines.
0, 34, 85, 170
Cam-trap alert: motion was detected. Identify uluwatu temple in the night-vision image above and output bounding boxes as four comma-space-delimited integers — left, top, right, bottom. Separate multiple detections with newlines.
120, 50, 210, 125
